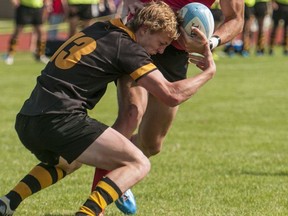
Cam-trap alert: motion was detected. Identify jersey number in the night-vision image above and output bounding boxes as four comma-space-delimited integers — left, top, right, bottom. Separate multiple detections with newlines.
50, 32, 97, 70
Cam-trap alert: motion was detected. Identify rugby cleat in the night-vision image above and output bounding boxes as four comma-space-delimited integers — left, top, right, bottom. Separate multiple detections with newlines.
115, 189, 137, 215
0, 196, 14, 216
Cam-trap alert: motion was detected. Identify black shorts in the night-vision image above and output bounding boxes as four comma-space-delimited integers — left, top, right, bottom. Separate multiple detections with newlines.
15, 112, 108, 165
16, 5, 44, 25
254, 2, 269, 18
152, 44, 189, 82
272, 3, 288, 23
211, 8, 223, 23
244, 4, 255, 20
68, 4, 99, 20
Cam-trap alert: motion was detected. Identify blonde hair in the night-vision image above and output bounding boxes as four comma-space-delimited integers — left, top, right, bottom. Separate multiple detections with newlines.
127, 1, 179, 40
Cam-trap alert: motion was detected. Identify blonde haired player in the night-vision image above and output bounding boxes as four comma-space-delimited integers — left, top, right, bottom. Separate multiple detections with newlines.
0, 1, 216, 216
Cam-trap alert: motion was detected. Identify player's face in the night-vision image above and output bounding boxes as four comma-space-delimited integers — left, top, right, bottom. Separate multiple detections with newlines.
138, 29, 173, 55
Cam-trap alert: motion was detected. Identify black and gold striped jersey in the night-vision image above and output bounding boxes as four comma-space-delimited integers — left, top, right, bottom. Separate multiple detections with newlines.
20, 19, 157, 115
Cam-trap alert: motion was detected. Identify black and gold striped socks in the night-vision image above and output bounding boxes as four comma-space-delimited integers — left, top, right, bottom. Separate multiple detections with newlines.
76, 177, 122, 216
7, 38, 17, 56
5, 163, 66, 210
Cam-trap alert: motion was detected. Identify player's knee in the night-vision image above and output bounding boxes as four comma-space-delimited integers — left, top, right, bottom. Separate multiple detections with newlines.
150, 146, 162, 156
141, 139, 163, 157
132, 155, 151, 181
111, 151, 150, 182
146, 145, 162, 157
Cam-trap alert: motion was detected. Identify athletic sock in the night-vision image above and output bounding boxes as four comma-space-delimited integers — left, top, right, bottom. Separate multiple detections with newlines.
257, 30, 265, 52
5, 163, 66, 210
78, 177, 122, 216
243, 34, 250, 53
91, 168, 110, 192
8, 38, 17, 56
36, 40, 46, 57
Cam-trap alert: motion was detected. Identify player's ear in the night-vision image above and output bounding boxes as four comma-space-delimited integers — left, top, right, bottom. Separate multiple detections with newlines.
139, 25, 149, 35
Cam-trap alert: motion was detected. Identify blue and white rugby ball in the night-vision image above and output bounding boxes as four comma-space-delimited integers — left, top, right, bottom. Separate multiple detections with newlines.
179, 3, 214, 39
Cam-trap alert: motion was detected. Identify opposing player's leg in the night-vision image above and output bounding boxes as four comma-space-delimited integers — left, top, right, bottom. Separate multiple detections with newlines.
132, 94, 178, 157
113, 75, 148, 138
0, 158, 81, 216
132, 44, 186, 157
76, 127, 150, 215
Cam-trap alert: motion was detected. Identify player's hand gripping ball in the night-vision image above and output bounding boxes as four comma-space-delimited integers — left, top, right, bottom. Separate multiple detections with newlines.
179, 2, 215, 39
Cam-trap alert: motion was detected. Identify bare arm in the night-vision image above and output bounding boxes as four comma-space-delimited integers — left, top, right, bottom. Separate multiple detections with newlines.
214, 0, 244, 45
137, 29, 216, 107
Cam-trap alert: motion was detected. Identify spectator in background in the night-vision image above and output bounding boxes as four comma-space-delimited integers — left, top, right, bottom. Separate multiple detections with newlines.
241, 0, 256, 57
4, 0, 50, 65
46, 0, 117, 56
47, 0, 67, 40
268, 0, 288, 56
67, 0, 99, 37
98, 0, 116, 17
254, 0, 272, 55
67, 0, 117, 38
67, 0, 115, 37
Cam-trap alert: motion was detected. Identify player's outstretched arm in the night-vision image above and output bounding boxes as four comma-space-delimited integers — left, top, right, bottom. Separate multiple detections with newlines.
137, 28, 216, 107
215, 0, 244, 45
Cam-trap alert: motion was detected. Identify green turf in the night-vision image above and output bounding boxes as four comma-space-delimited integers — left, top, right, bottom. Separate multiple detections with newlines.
0, 49, 288, 215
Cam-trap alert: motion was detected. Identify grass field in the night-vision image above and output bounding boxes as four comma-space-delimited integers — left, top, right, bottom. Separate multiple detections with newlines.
0, 49, 288, 216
